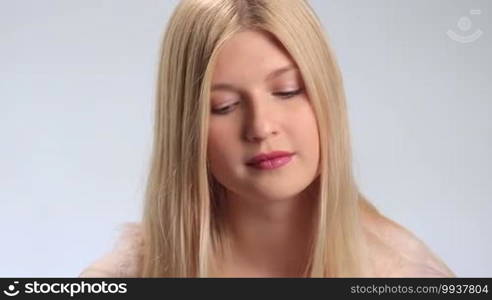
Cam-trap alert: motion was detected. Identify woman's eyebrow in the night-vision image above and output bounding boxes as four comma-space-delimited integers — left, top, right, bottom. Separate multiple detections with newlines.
211, 64, 298, 92
265, 64, 297, 81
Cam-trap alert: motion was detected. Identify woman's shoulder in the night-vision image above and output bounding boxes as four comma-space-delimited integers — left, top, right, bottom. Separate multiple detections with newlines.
79, 222, 144, 278
361, 210, 455, 277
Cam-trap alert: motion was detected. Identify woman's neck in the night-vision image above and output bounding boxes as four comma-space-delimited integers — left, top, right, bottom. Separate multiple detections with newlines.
216, 186, 317, 277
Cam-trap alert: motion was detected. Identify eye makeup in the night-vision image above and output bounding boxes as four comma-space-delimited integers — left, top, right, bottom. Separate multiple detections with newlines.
210, 88, 304, 115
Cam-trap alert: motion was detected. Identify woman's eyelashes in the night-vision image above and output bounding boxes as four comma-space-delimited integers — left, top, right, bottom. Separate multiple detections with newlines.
273, 88, 304, 99
212, 102, 240, 115
211, 88, 304, 115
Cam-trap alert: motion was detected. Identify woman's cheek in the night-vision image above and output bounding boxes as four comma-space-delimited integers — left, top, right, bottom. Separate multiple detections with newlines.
208, 124, 234, 161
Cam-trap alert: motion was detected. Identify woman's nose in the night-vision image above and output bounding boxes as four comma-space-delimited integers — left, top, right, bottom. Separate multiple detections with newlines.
244, 94, 279, 143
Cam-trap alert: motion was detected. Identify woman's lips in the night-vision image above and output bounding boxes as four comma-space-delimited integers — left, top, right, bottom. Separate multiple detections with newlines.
246, 154, 294, 170
246, 151, 295, 165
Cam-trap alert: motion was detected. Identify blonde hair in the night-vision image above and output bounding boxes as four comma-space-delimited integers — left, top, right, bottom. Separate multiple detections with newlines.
141, 0, 382, 277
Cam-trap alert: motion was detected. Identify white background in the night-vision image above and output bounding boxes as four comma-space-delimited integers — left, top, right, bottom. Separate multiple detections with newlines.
1, 0, 490, 277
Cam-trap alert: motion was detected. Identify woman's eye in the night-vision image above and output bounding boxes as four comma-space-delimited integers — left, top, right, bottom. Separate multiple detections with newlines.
211, 102, 239, 115
273, 89, 303, 99
211, 89, 303, 115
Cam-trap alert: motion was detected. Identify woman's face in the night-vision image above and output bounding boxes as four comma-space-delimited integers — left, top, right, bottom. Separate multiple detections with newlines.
207, 30, 320, 203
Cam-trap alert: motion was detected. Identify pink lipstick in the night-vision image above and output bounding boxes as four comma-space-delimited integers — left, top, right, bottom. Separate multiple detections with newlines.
246, 151, 295, 170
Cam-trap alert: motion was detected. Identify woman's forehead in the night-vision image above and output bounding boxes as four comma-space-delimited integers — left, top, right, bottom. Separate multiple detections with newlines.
212, 30, 295, 80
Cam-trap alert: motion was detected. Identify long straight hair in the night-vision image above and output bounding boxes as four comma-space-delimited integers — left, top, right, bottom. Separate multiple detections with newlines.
141, 0, 382, 277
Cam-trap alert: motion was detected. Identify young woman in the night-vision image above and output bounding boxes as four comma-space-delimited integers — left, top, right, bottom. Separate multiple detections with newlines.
79, 0, 455, 277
